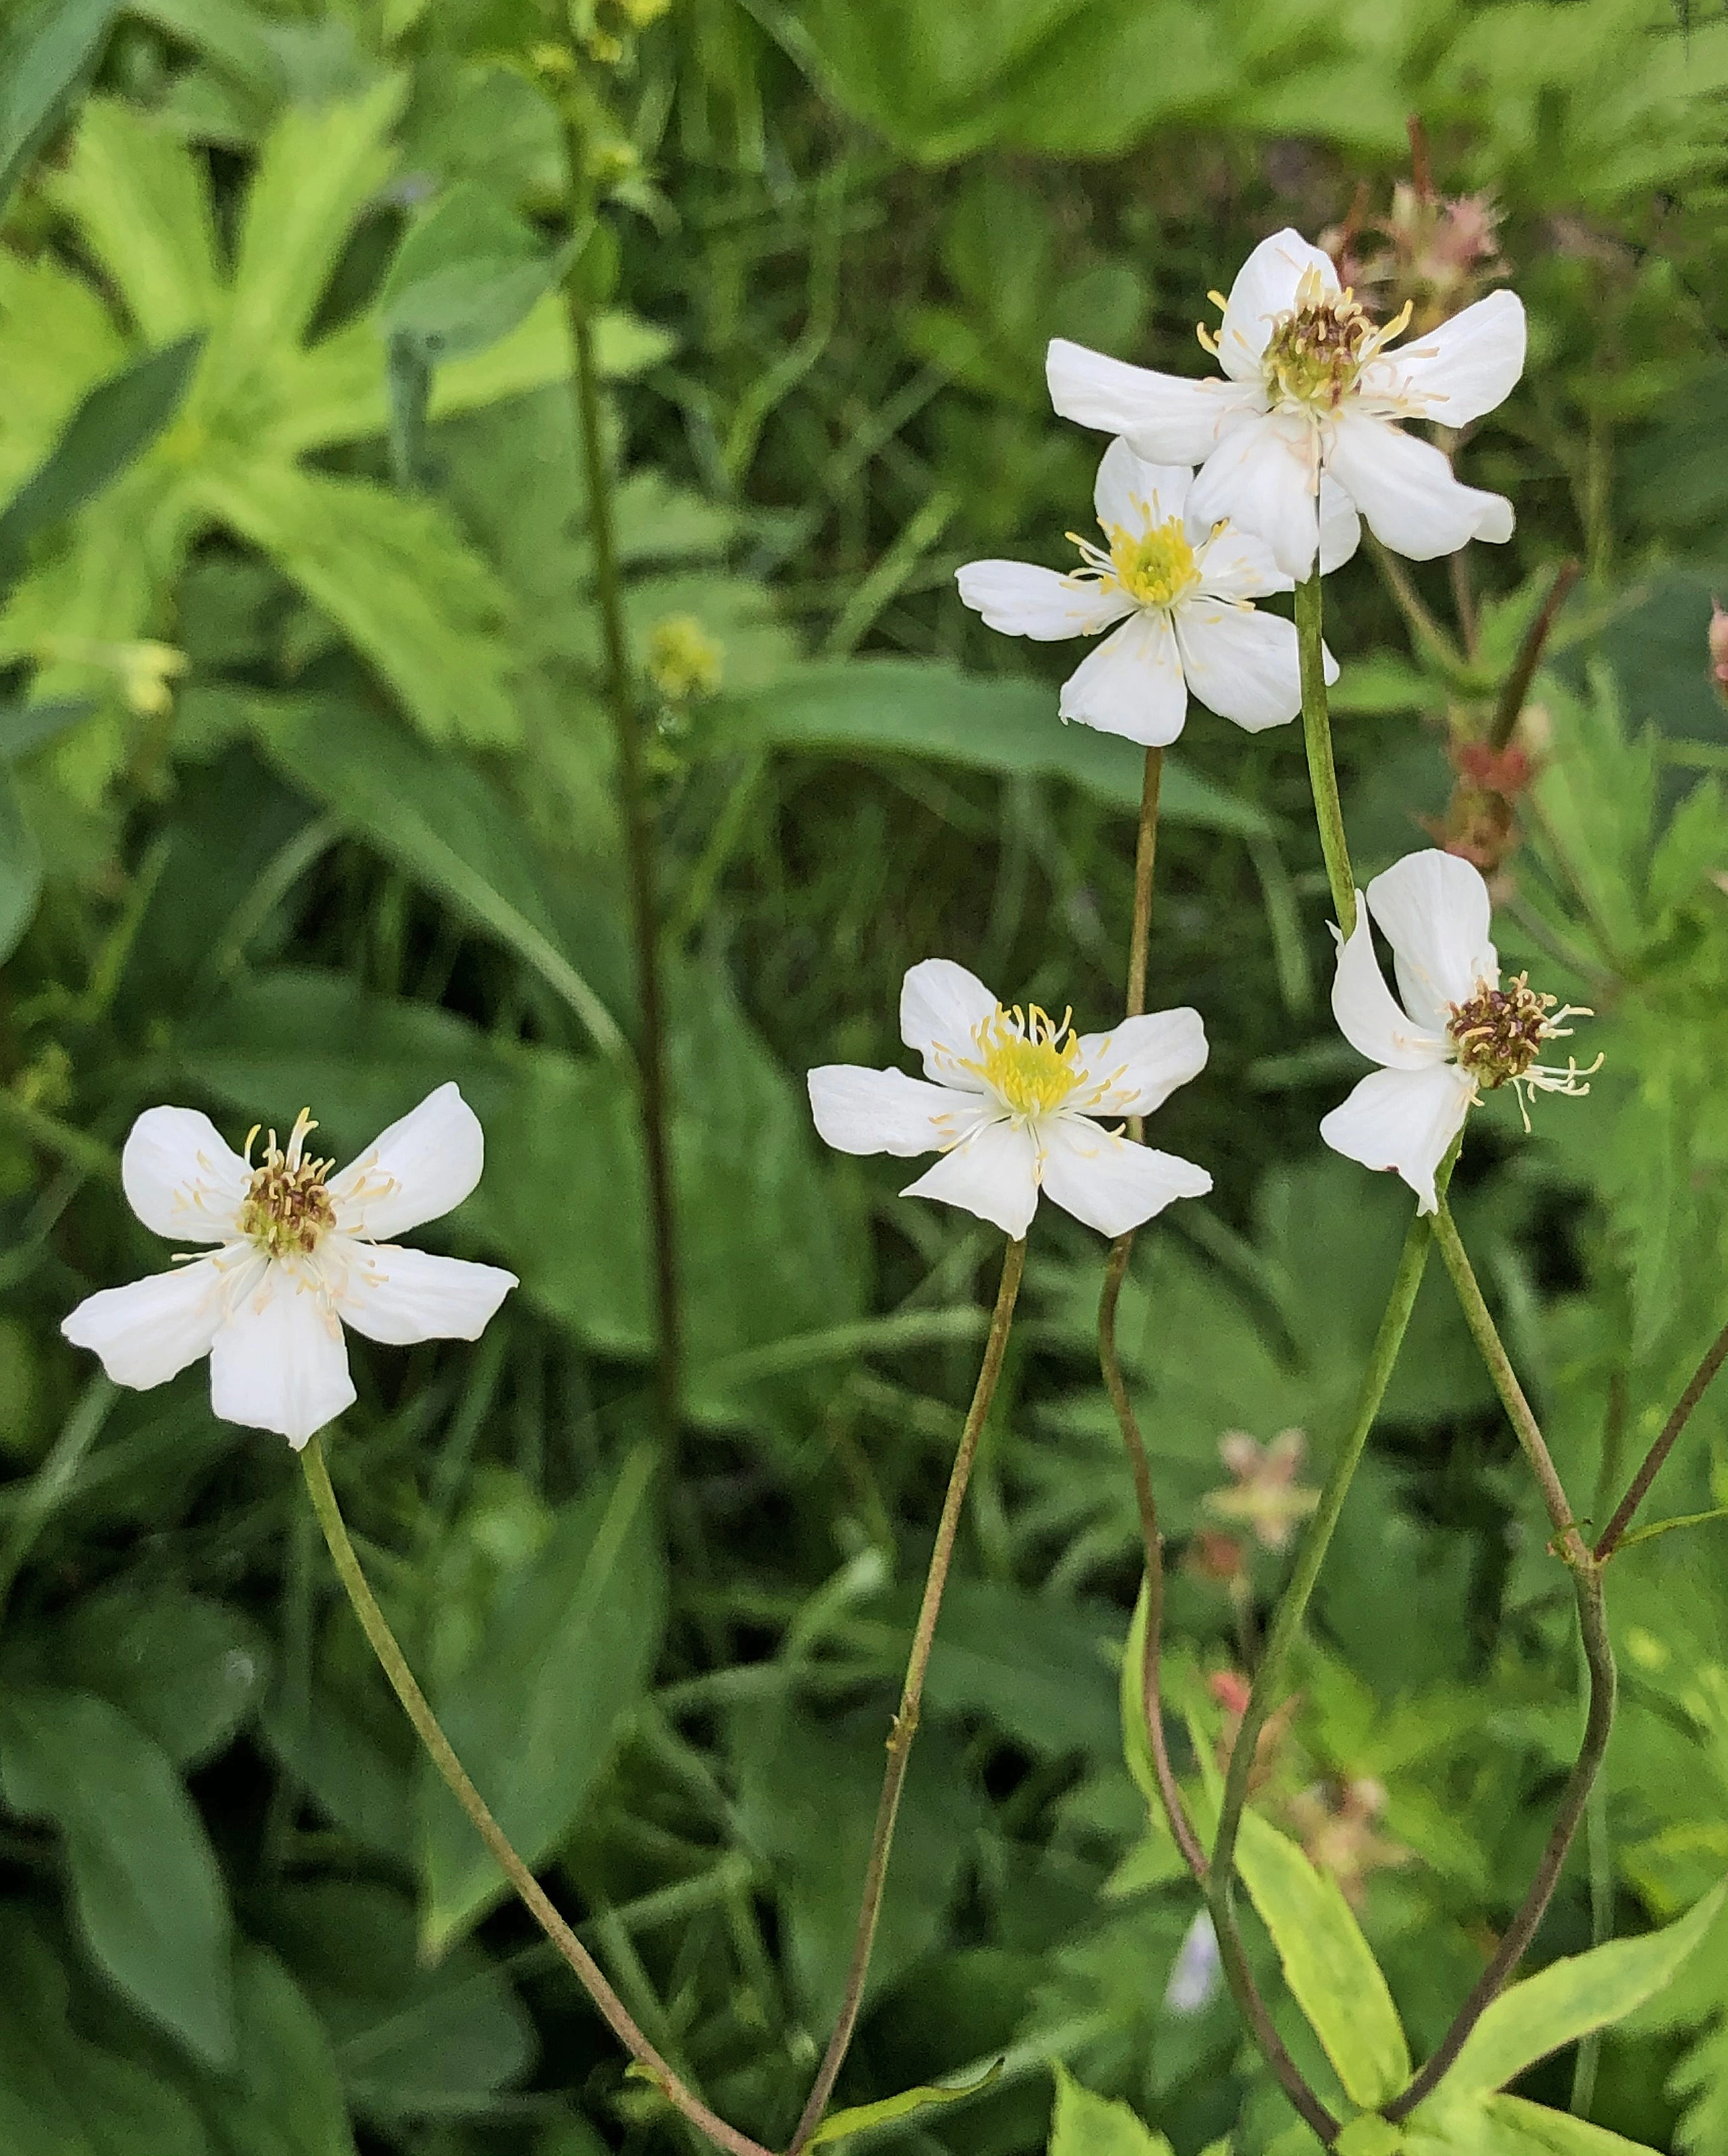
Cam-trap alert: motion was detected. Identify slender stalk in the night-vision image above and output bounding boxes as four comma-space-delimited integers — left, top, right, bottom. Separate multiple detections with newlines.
1124, 746, 1162, 1025
1386, 1204, 1615, 2120
298, 1439, 772, 2156
562, 135, 682, 1445
1431, 1204, 1584, 1560
1296, 569, 1356, 938
1387, 1564, 1615, 2120
1365, 531, 1463, 674
786, 1239, 1027, 2156
1209, 1162, 1456, 1955
1596, 1311, 1728, 1562
1488, 559, 1579, 753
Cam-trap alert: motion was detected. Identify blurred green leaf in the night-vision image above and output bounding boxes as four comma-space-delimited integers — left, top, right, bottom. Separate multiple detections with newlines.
53, 1588, 270, 1770
422, 1445, 666, 1947
707, 658, 1279, 835
380, 183, 565, 364
0, 0, 118, 214
0, 1687, 236, 2066
1046, 2062, 1174, 2156
805, 2061, 1003, 2146
200, 1948, 357, 2156
1233, 1808, 1409, 2107
0, 771, 42, 964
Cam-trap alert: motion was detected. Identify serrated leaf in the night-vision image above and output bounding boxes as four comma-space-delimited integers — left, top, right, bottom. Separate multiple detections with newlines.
1438, 1881, 1726, 2102
809, 2061, 1002, 2145
0, 1686, 236, 2066
0, 0, 119, 215
1047, 2062, 1174, 2156
49, 96, 222, 342
707, 657, 1278, 835
1233, 1807, 1410, 2107
420, 1446, 667, 1948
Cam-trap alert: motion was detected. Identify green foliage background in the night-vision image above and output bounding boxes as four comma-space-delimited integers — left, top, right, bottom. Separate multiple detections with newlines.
6, 0, 1728, 2151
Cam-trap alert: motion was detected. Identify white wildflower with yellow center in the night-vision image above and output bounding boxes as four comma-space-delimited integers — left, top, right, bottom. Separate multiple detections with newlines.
808, 959, 1211, 1239
1047, 228, 1525, 582
956, 440, 1351, 745
1320, 850, 1598, 1213
62, 1085, 517, 1447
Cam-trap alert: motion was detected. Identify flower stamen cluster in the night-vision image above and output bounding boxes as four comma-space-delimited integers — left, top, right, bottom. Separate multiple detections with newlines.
1063, 516, 1204, 610
236, 1109, 338, 1258
957, 1004, 1084, 1121
1246, 269, 1413, 412
1447, 975, 1600, 1130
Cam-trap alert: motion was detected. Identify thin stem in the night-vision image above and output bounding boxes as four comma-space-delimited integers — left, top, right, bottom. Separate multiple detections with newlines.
1296, 569, 1356, 938
786, 1239, 1026, 2156
1365, 531, 1463, 674
1488, 559, 1580, 753
1596, 1312, 1728, 1562
298, 1440, 772, 2156
1125, 746, 1162, 1023
1209, 1158, 1458, 2006
1387, 1563, 1615, 2120
563, 143, 682, 1445
1431, 1203, 1584, 1560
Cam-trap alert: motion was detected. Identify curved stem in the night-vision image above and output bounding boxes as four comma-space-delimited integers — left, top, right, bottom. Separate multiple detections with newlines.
1488, 559, 1579, 753
786, 1238, 1027, 2155
563, 140, 682, 1445
1596, 1310, 1728, 1562
1296, 569, 1357, 938
299, 1439, 772, 2156
1386, 1563, 1614, 2120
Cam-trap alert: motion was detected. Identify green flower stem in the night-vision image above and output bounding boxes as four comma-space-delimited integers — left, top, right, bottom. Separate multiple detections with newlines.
1386, 1204, 1616, 2121
1209, 1151, 1461, 2064
562, 126, 683, 1447
786, 1237, 1026, 2156
1296, 568, 1357, 939
298, 1438, 773, 2156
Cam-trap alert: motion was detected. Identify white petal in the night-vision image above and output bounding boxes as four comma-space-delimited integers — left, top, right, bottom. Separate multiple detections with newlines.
331, 1239, 517, 1346
328, 1082, 484, 1241
901, 1119, 1040, 1239
1318, 475, 1361, 573
1059, 609, 1188, 745
1038, 1118, 1211, 1236
61, 1254, 232, 1390
1188, 411, 1322, 582
954, 559, 1133, 642
1329, 914, 1450, 1069
1366, 848, 1500, 1027
807, 1065, 984, 1156
1319, 1062, 1475, 1216
900, 959, 1000, 1087
1370, 290, 1526, 426
1092, 436, 1193, 532
1324, 408, 1513, 561
1046, 338, 1262, 464
1171, 601, 1303, 732
1190, 519, 1291, 600
1073, 1007, 1208, 1117
209, 1266, 355, 1448
120, 1107, 249, 1244
1217, 228, 1339, 383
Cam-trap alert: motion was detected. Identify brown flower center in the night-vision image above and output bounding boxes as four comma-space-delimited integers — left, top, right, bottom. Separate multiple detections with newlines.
1446, 975, 1554, 1088
238, 1111, 336, 1258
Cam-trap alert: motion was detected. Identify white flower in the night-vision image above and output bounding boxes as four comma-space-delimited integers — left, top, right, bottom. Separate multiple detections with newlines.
62, 1085, 517, 1447
955, 438, 1352, 746
1319, 850, 1596, 1213
1048, 227, 1525, 581
807, 959, 1212, 1240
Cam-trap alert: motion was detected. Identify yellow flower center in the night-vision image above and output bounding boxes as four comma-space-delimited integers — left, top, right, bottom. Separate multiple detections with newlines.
1257, 268, 1409, 411
1105, 517, 1199, 609
960, 1005, 1084, 1119
237, 1110, 336, 1258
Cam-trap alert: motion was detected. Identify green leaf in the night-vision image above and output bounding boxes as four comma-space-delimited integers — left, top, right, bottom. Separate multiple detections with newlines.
1410, 2093, 1660, 2153
201, 1948, 357, 2156
808, 2061, 1003, 2147
49, 96, 222, 343
0, 1687, 237, 2065
1046, 2061, 1175, 2156
706, 657, 1279, 835
0, 333, 203, 578
194, 462, 518, 748
421, 1446, 667, 1948
0, 1908, 213, 2155
1233, 1807, 1410, 2107
1437, 1882, 1726, 2102
380, 182, 564, 364
53, 1587, 270, 1769
0, 769, 42, 965
0, 0, 118, 215
1336, 2120, 1405, 2156
251, 701, 628, 1059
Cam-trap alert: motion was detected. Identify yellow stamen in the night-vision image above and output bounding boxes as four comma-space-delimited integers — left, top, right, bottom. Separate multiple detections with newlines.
959, 1005, 1084, 1119
1100, 517, 1199, 609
